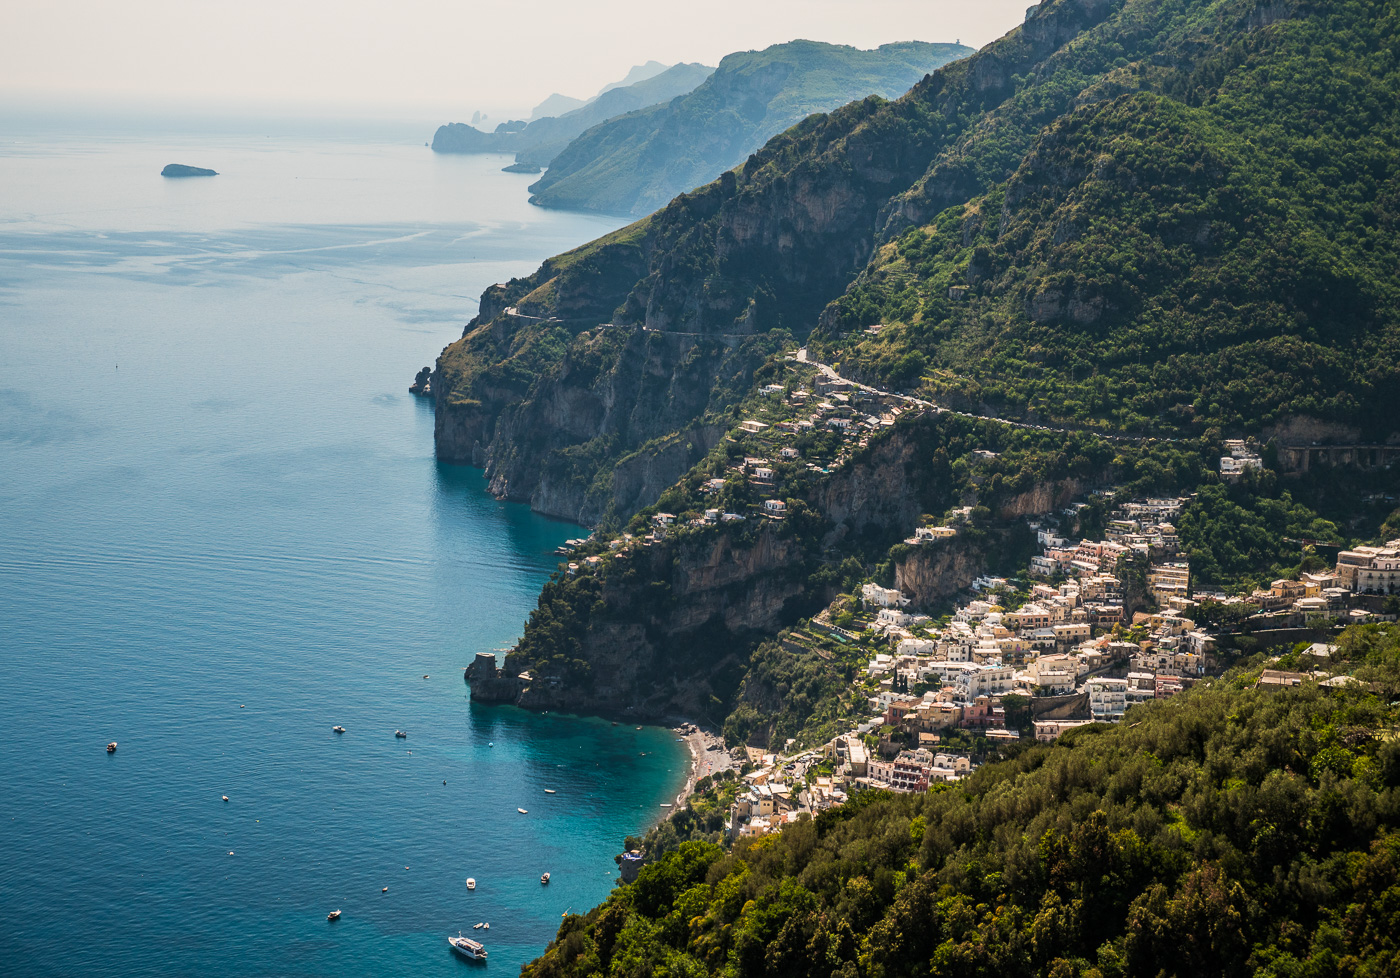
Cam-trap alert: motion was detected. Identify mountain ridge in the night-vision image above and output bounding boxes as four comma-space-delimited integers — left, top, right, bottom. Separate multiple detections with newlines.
527, 39, 974, 217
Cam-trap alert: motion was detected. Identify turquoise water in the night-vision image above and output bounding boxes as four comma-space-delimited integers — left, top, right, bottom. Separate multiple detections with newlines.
0, 115, 685, 976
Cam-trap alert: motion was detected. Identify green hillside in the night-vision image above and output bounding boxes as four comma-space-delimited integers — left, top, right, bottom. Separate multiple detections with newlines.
818, 1, 1400, 437
522, 624, 1400, 978
527, 39, 972, 216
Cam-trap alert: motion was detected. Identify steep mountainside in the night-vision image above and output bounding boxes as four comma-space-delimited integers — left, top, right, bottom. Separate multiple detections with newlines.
435, 0, 1399, 531
431, 63, 714, 164
527, 40, 972, 217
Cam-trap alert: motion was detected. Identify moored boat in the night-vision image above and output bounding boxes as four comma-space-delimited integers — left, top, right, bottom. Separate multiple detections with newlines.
448, 932, 487, 960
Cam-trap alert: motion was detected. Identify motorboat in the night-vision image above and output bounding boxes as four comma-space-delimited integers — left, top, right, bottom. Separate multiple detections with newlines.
106, 742, 117, 753
327, 910, 341, 921
394, 730, 407, 738
448, 932, 487, 960
540, 872, 550, 884
517, 807, 528, 814
482, 923, 489, 930
466, 877, 476, 890
472, 922, 482, 930
333, 726, 345, 733
222, 795, 229, 802
544, 789, 556, 794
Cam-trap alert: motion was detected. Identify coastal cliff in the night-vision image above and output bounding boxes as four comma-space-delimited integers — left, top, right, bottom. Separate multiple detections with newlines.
894, 538, 985, 606
467, 526, 815, 721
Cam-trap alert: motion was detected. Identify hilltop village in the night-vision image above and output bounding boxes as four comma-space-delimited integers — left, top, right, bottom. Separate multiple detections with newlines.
532, 356, 1400, 845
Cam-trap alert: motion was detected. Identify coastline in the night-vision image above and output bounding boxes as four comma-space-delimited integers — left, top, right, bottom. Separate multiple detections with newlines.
669, 722, 735, 808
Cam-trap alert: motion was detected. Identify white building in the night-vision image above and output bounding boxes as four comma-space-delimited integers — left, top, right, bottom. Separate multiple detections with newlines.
1087, 677, 1128, 720
861, 583, 909, 608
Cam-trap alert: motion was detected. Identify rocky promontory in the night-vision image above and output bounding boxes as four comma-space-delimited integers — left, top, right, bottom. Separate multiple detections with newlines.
161, 164, 218, 177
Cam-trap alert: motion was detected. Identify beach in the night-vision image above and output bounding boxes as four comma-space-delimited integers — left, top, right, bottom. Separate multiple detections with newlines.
672, 723, 736, 806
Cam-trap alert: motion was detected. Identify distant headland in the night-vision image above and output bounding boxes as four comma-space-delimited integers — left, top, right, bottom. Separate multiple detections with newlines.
161, 164, 218, 177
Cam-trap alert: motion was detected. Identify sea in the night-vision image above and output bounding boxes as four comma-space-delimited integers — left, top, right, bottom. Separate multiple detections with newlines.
0, 108, 688, 977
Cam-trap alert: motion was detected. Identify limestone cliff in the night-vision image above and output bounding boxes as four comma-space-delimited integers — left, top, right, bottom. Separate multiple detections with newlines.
894, 539, 985, 606
470, 528, 815, 721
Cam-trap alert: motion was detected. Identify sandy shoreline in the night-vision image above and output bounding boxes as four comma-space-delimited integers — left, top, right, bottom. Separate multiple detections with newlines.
671, 723, 734, 807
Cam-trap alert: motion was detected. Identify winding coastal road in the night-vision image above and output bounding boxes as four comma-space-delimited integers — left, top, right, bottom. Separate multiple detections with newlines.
795, 348, 1168, 445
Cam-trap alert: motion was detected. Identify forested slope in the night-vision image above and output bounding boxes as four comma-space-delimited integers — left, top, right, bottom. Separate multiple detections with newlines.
821, 0, 1400, 437
522, 624, 1400, 978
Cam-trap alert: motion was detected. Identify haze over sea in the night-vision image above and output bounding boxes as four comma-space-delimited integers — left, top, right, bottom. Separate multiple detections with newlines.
0, 109, 687, 977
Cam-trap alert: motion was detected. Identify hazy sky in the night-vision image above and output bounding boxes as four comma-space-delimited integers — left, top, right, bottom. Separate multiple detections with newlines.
4, 0, 1032, 119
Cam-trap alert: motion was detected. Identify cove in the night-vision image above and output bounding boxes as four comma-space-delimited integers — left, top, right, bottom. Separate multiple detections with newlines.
0, 114, 687, 976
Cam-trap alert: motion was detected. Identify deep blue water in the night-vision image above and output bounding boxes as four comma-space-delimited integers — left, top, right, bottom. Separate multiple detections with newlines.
0, 117, 685, 976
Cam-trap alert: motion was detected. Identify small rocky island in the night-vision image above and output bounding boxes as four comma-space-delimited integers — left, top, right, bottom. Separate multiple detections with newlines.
408, 366, 432, 396
501, 162, 543, 174
161, 164, 218, 177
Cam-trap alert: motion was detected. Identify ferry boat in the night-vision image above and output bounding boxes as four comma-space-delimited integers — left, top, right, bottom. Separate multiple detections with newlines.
448, 932, 487, 960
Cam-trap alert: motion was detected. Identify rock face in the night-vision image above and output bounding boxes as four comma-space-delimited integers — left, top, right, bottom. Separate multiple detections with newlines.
161, 164, 217, 177
489, 528, 817, 722
480, 419, 955, 720
434, 314, 770, 524
894, 539, 985, 607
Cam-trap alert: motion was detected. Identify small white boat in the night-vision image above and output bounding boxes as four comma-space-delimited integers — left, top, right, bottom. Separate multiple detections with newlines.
541, 872, 550, 884
449, 932, 487, 960
466, 877, 476, 890
473, 922, 483, 930
327, 910, 341, 921
382, 886, 388, 893
660, 802, 672, 808
106, 742, 117, 753
333, 726, 345, 733
482, 923, 489, 930
222, 795, 229, 802
544, 789, 556, 794
517, 808, 528, 814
